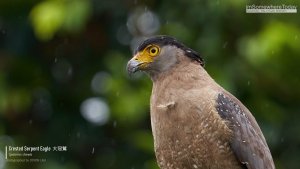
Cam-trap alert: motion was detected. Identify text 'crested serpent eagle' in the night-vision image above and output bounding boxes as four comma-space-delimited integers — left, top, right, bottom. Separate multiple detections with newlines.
127, 35, 275, 169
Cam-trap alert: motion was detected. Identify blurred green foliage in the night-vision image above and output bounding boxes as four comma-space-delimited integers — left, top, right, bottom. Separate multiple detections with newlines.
0, 0, 300, 169
30, 0, 91, 40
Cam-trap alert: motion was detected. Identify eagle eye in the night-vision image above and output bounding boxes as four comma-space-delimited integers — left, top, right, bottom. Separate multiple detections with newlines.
148, 46, 160, 56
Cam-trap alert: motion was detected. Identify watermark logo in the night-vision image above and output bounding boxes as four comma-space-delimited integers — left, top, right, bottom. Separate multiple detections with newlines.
246, 4, 297, 13
3, 145, 67, 163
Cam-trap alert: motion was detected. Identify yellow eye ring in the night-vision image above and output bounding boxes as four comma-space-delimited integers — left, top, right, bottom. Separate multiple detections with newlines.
148, 46, 160, 56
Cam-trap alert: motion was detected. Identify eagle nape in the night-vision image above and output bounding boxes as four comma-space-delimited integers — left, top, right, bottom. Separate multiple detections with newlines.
127, 35, 275, 169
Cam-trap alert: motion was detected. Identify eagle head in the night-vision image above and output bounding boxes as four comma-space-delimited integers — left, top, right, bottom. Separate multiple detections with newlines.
127, 35, 204, 77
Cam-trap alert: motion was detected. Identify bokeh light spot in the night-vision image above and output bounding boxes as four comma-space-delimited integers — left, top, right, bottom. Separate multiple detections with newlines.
137, 11, 160, 36
80, 97, 110, 126
127, 7, 160, 37
91, 72, 111, 94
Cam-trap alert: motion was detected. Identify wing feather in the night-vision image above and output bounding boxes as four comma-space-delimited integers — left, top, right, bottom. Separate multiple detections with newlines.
216, 93, 275, 169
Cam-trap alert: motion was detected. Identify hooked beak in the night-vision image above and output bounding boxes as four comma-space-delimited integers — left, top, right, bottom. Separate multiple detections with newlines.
127, 57, 141, 76
127, 51, 152, 76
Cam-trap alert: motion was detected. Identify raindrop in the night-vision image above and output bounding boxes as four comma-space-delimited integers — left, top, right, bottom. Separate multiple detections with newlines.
80, 97, 110, 126
29, 119, 33, 125
295, 35, 298, 40
91, 147, 95, 154
52, 58, 73, 83
247, 81, 250, 86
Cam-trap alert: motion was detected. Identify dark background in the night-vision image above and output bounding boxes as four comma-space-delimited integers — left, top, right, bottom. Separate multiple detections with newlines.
0, 0, 299, 169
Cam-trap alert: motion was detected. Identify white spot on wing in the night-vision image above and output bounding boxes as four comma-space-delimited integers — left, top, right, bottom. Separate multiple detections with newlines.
157, 101, 176, 109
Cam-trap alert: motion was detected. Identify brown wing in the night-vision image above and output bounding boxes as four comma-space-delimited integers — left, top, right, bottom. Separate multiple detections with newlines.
216, 93, 275, 169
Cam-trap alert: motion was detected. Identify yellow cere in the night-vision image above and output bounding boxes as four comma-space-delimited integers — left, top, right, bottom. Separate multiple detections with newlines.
134, 45, 160, 68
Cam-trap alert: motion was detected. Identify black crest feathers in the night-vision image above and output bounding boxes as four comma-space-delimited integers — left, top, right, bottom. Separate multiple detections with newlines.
135, 35, 205, 67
